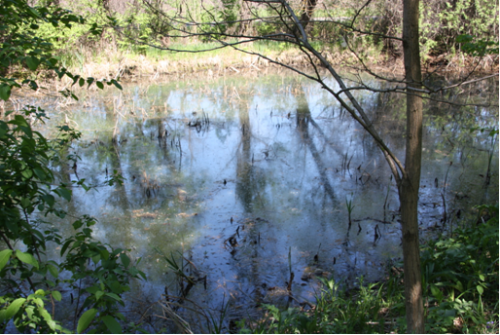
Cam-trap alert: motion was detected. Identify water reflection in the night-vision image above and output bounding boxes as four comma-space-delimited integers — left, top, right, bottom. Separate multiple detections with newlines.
21, 74, 498, 331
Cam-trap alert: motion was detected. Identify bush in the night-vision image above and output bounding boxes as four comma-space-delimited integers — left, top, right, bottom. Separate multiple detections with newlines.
0, 1, 142, 333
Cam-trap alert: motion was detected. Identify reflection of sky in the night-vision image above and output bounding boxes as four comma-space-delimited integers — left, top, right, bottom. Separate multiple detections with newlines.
20, 74, 499, 324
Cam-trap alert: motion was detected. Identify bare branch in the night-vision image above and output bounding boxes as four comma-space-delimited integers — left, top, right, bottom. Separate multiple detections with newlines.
339, 23, 404, 42
350, 0, 373, 27
431, 73, 499, 93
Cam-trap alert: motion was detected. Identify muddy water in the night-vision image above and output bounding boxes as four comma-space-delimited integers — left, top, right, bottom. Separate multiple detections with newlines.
20, 74, 499, 330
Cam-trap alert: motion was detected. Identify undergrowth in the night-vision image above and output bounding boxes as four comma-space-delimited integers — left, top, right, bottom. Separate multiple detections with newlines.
238, 205, 499, 334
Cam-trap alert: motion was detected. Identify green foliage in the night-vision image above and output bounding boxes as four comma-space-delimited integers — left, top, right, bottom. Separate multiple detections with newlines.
0, 104, 143, 332
255, 21, 277, 37
0, 1, 140, 334
0, 0, 122, 99
0, 290, 64, 333
0, 0, 83, 75
240, 277, 393, 334
421, 205, 499, 333
457, 34, 499, 56
238, 206, 498, 334
419, 0, 499, 55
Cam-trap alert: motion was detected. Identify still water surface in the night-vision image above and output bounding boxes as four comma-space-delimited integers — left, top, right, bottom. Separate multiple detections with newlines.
20, 74, 499, 329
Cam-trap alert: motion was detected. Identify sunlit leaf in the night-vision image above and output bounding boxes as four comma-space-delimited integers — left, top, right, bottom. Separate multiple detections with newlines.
51, 290, 62, 302
47, 264, 59, 278
77, 308, 97, 334
476, 285, 484, 295
0, 249, 13, 271
15, 250, 39, 269
5, 298, 26, 320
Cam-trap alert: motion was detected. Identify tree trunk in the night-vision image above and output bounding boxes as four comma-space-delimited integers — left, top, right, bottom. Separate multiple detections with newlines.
299, 0, 318, 34
402, 0, 425, 332
237, 0, 252, 35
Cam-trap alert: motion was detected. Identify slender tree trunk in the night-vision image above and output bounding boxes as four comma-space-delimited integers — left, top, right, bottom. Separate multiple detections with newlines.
401, 0, 424, 332
237, 0, 252, 35
299, 0, 318, 34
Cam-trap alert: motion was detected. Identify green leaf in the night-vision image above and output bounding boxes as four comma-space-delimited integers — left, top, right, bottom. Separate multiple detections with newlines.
60, 239, 72, 256
430, 284, 443, 301
111, 79, 123, 90
20, 198, 31, 209
0, 84, 12, 101
120, 253, 130, 268
85, 286, 99, 294
48, 58, 58, 67
72, 219, 84, 230
5, 298, 26, 320
21, 168, 34, 179
96, 81, 104, 90
99, 248, 110, 261
26, 56, 41, 71
95, 291, 104, 301
91, 254, 100, 264
33, 167, 47, 180
52, 291, 62, 302
104, 292, 122, 302
476, 285, 484, 295
102, 315, 123, 333
79, 77, 85, 87
77, 308, 97, 334
0, 249, 13, 271
39, 307, 57, 330
15, 250, 39, 269
55, 187, 72, 201
47, 264, 59, 278
28, 7, 40, 18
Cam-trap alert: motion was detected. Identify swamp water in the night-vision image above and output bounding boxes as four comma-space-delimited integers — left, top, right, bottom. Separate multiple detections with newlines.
14, 74, 499, 331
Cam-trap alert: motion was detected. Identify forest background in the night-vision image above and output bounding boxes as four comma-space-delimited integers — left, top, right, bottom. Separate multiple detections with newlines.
11, 0, 500, 80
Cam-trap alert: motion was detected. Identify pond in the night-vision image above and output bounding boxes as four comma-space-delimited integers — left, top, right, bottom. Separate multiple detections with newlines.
13, 73, 499, 331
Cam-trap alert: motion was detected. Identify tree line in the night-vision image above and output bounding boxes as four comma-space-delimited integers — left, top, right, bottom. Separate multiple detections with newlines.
9, 0, 499, 61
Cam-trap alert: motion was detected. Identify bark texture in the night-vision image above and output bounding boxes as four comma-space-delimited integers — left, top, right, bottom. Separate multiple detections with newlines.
402, 0, 425, 332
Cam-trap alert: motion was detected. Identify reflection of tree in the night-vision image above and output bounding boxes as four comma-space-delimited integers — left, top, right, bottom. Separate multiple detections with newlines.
232, 90, 271, 308
235, 88, 269, 214
236, 102, 253, 213
104, 104, 134, 248
294, 85, 336, 202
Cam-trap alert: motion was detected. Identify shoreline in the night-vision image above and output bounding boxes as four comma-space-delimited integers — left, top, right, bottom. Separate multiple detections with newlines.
14, 47, 499, 90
